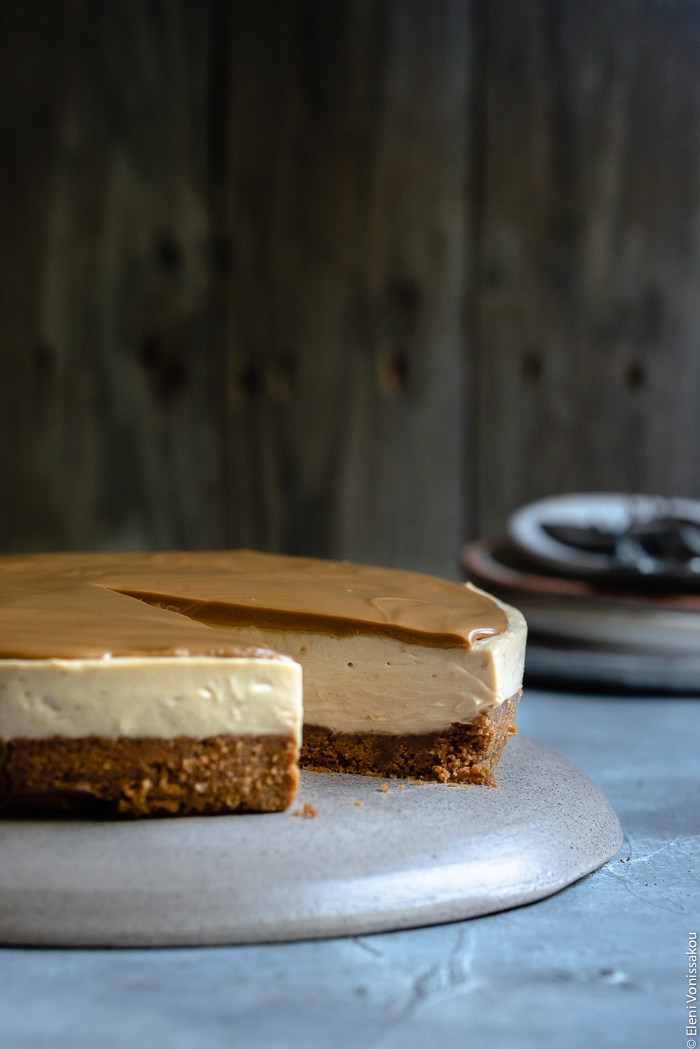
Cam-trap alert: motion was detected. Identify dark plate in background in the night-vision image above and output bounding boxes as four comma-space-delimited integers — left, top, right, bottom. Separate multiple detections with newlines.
507, 493, 700, 588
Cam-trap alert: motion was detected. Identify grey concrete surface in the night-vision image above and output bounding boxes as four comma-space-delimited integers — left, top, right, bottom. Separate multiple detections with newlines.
0, 690, 697, 1048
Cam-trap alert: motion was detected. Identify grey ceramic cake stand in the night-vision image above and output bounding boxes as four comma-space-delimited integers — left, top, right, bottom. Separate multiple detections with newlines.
0, 736, 622, 947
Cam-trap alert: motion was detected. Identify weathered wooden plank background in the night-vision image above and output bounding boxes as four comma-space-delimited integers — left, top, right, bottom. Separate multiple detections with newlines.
474, 0, 700, 538
1, 0, 699, 576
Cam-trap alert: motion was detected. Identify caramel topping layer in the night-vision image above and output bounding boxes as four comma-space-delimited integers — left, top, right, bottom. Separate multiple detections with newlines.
0, 551, 507, 659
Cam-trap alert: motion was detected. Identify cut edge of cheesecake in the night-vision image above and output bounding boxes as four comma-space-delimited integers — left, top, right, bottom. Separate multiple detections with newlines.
0, 653, 302, 817
300, 693, 521, 786
172, 587, 527, 737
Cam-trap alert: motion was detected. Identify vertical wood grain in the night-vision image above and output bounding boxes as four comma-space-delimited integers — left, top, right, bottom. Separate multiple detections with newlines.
1, 0, 472, 576
219, 0, 470, 577
8, 0, 700, 569
0, 1, 223, 553
0, 1, 75, 552
474, 0, 700, 537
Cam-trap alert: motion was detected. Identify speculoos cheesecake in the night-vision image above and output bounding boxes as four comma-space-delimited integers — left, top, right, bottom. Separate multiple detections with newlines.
0, 551, 526, 815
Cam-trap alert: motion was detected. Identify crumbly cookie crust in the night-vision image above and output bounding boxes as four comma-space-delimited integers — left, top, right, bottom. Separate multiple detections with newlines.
0, 733, 298, 816
300, 693, 520, 786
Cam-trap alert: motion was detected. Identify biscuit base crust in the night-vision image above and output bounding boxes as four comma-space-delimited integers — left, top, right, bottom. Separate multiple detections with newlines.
0, 734, 299, 816
300, 693, 520, 786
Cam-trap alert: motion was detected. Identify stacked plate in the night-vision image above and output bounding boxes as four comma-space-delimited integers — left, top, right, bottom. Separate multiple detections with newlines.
463, 494, 700, 692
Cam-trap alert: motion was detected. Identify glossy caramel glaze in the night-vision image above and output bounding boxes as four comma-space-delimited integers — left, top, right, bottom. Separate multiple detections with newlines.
0, 550, 507, 659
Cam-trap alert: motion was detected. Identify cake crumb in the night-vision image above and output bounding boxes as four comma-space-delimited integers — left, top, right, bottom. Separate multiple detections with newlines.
351, 800, 363, 807
381, 783, 389, 793
312, 792, 318, 797
294, 802, 318, 818
398, 785, 405, 790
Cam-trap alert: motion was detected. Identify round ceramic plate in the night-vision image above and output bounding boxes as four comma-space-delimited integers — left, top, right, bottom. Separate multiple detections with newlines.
525, 642, 700, 692
507, 492, 700, 581
462, 538, 700, 608
0, 736, 622, 947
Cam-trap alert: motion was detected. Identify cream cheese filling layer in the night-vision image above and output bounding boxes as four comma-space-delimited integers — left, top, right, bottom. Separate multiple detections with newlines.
0, 656, 302, 743
205, 587, 527, 735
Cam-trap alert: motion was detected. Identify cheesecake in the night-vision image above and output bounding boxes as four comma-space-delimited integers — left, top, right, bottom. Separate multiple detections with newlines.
0, 551, 526, 814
